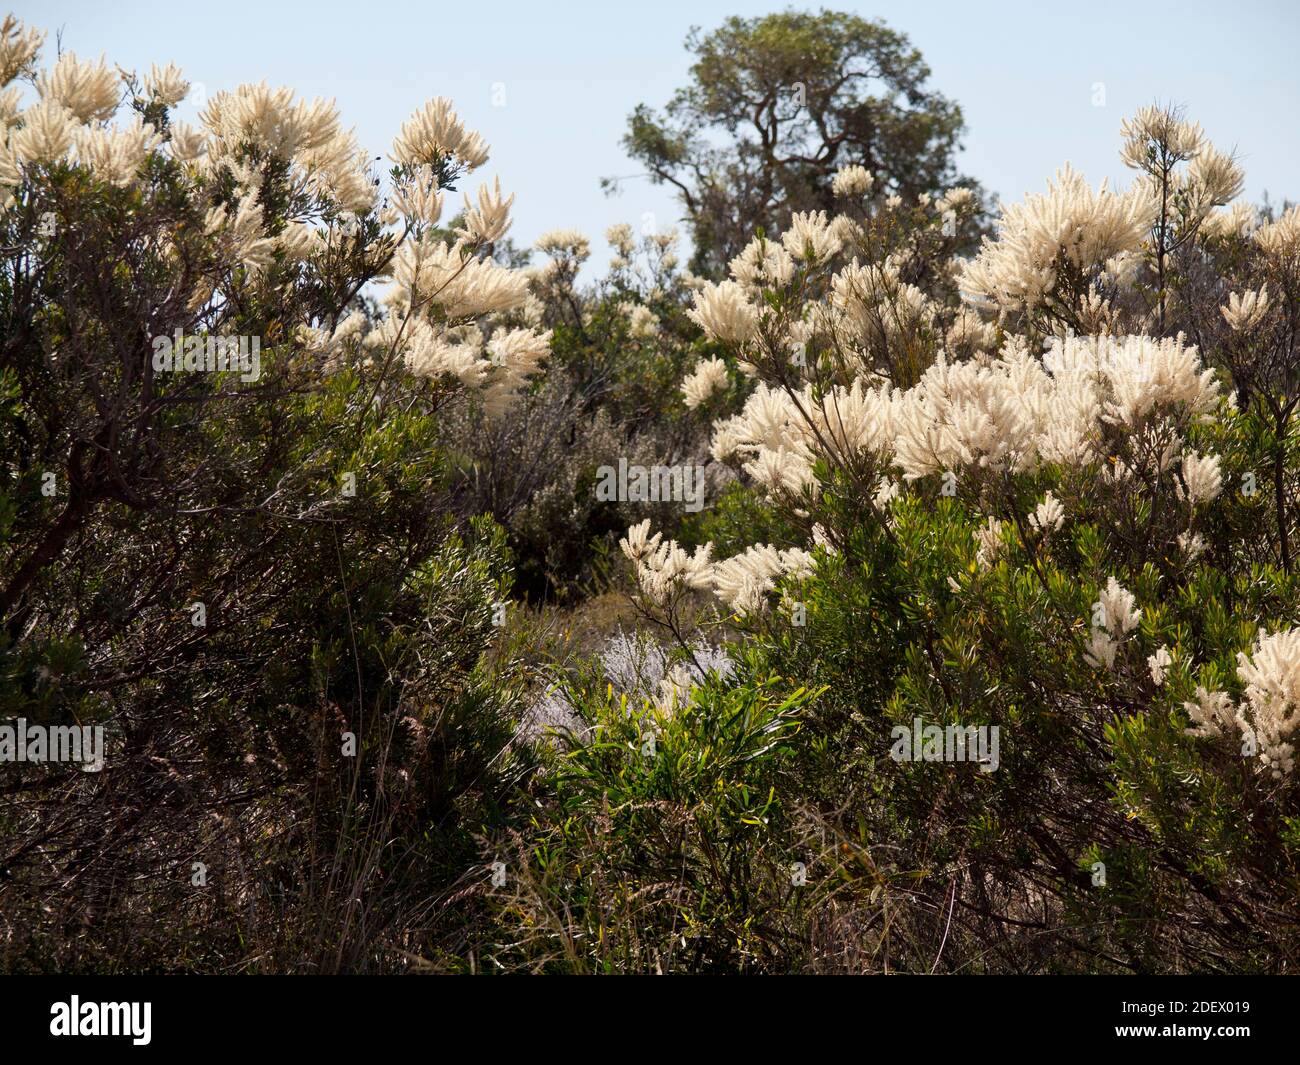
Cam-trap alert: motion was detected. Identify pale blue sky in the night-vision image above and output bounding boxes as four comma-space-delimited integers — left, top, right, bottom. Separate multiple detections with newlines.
14, 1, 1299, 273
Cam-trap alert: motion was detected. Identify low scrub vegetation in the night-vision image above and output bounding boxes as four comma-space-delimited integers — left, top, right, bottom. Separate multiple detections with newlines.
1, 11, 1297, 973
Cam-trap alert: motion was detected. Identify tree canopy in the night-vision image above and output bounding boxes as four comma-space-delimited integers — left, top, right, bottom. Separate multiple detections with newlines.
613, 9, 982, 273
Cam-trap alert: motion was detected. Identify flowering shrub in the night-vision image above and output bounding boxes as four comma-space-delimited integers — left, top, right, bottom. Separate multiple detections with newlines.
561, 104, 1300, 971
0, 17, 542, 971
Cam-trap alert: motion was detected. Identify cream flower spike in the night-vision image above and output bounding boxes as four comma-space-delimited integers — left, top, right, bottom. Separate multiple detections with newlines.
1236, 628, 1300, 778
144, 62, 189, 107
457, 177, 514, 244
680, 357, 729, 410
831, 164, 873, 198
12, 99, 77, 164
36, 51, 121, 124
0, 14, 45, 86
688, 280, 758, 344
1220, 285, 1270, 332
391, 97, 489, 170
